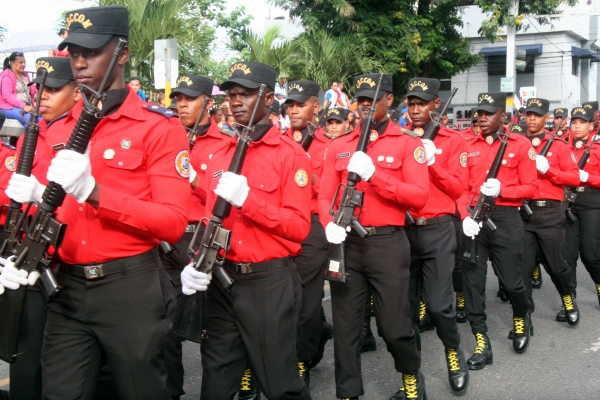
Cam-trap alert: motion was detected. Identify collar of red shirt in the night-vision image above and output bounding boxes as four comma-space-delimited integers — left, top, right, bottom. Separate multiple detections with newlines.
66, 86, 145, 123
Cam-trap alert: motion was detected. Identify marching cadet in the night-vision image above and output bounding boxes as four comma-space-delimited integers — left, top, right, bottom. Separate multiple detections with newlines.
458, 92, 537, 368
552, 108, 570, 138
404, 77, 469, 395
2, 6, 190, 399
285, 80, 334, 381
182, 61, 313, 400
563, 106, 600, 317
520, 98, 579, 327
582, 101, 599, 137
324, 107, 351, 138
457, 108, 480, 140
318, 73, 429, 400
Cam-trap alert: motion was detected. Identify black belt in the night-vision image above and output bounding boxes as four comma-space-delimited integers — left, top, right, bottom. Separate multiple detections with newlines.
573, 186, 600, 194
410, 215, 454, 226
222, 256, 292, 275
360, 225, 404, 236
60, 248, 158, 280
185, 223, 198, 233
528, 200, 561, 208
491, 206, 518, 212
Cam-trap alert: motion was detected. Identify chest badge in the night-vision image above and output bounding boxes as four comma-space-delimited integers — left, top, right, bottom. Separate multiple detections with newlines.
295, 169, 308, 187
532, 137, 541, 147
103, 149, 115, 160
369, 130, 378, 142
576, 141, 584, 149
414, 127, 424, 137
293, 131, 303, 142
121, 139, 132, 149
485, 135, 494, 145
4, 156, 16, 172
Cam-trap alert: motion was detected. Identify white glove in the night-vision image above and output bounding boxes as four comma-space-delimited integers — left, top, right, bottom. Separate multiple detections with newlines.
47, 150, 95, 203
422, 139, 436, 166
6, 173, 46, 203
580, 170, 589, 183
347, 151, 375, 181
480, 178, 501, 197
189, 163, 197, 184
325, 222, 347, 244
181, 263, 212, 295
462, 217, 481, 239
214, 172, 249, 208
535, 155, 550, 174
0, 256, 29, 291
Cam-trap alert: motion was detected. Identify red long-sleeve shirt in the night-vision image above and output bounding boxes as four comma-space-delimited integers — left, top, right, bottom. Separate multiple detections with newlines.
571, 138, 600, 188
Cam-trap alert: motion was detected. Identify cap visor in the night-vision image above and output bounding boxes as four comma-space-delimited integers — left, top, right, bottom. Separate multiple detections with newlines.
29, 76, 72, 88
325, 116, 346, 122
285, 93, 312, 104
571, 115, 592, 122
354, 89, 385, 101
59, 33, 114, 51
169, 87, 204, 99
404, 92, 436, 101
475, 105, 501, 113
220, 78, 263, 91
524, 107, 547, 116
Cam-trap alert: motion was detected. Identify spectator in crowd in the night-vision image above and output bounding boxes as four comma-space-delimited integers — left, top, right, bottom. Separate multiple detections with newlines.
209, 107, 224, 128
220, 94, 231, 115
338, 81, 350, 108
270, 102, 282, 132
275, 76, 287, 100
157, 92, 166, 107
128, 77, 147, 101
220, 114, 236, 134
280, 102, 290, 133
323, 81, 340, 109
0, 52, 37, 127
399, 108, 409, 127
49, 28, 70, 57
348, 109, 359, 130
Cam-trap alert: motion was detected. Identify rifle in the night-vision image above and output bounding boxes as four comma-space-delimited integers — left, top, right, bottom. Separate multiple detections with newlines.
406, 87, 458, 225
0, 70, 48, 258
458, 126, 513, 264
323, 73, 383, 283
562, 137, 598, 221
0, 39, 127, 364
186, 97, 209, 149
174, 84, 266, 342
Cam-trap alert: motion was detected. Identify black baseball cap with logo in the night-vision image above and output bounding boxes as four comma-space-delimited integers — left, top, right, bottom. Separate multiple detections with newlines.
404, 77, 440, 101
471, 108, 478, 121
524, 98, 550, 116
582, 101, 599, 112
220, 61, 276, 91
353, 73, 393, 101
324, 107, 350, 122
510, 122, 527, 135
59, 6, 129, 51
502, 112, 512, 124
571, 106, 594, 122
29, 57, 74, 88
270, 101, 280, 116
285, 80, 320, 104
554, 108, 568, 117
475, 92, 506, 113
170, 75, 213, 99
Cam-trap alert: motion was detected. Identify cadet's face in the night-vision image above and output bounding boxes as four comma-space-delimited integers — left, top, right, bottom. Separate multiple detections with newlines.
286, 98, 319, 129
471, 121, 481, 135
356, 93, 393, 123
554, 116, 564, 127
129, 80, 141, 92
39, 83, 81, 122
570, 118, 592, 139
69, 40, 129, 91
406, 96, 440, 127
477, 109, 503, 135
176, 93, 212, 127
326, 119, 349, 138
228, 85, 273, 126
525, 112, 548, 135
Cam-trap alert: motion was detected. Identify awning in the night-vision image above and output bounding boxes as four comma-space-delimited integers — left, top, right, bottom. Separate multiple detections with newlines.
479, 44, 543, 57
572, 46, 600, 61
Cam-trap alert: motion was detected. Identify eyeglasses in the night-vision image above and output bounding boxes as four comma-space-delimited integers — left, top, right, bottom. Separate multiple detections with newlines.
332, 84, 338, 87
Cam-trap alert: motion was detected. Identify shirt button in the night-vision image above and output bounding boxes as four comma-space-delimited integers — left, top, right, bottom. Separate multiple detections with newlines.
79, 207, 83, 211
238, 241, 242, 244
81, 241, 86, 245
260, 184, 264, 188
118, 161, 123, 166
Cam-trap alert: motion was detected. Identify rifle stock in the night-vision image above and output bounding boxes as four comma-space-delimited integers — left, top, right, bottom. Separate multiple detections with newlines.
562, 137, 596, 220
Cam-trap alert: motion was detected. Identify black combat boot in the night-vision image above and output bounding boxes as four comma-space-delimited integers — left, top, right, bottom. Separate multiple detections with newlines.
467, 333, 493, 370
455, 292, 467, 323
532, 264, 542, 289
402, 370, 427, 400
360, 316, 377, 353
418, 301, 434, 332
512, 314, 533, 354
238, 369, 261, 400
561, 293, 580, 326
556, 307, 567, 322
446, 347, 469, 395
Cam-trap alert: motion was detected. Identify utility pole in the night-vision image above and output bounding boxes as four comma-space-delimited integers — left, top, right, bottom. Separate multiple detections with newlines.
506, 0, 519, 112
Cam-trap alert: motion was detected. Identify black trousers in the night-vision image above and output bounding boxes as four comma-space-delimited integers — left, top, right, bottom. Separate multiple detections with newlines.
461, 207, 530, 334
9, 283, 47, 400
200, 258, 311, 400
330, 229, 420, 399
159, 231, 196, 398
452, 216, 464, 293
295, 215, 329, 363
407, 220, 460, 349
564, 193, 600, 285
42, 249, 176, 400
521, 205, 575, 313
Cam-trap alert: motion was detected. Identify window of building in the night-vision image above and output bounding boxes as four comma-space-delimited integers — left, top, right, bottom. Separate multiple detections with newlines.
572, 58, 580, 76
487, 54, 536, 76
439, 79, 451, 91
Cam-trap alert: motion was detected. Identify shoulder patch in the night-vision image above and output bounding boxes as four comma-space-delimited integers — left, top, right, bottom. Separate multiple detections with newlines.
295, 169, 308, 187
174, 150, 190, 179
143, 104, 178, 119
4, 155, 16, 172
528, 148, 536, 161
1, 142, 15, 151
401, 128, 419, 138
219, 128, 235, 137
460, 152, 467, 168
414, 147, 426, 164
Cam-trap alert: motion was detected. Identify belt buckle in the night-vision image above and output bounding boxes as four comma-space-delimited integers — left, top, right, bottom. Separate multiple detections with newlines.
415, 218, 426, 226
236, 263, 252, 274
84, 265, 104, 280
536, 200, 546, 207
576, 187, 585, 193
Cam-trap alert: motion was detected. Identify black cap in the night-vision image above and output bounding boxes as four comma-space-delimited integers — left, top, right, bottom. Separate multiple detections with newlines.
285, 80, 320, 104
29, 57, 73, 88
582, 101, 599, 112
571, 106, 594, 122
475, 92, 506, 113
502, 111, 512, 124
170, 75, 213, 99
59, 6, 129, 51
220, 61, 276, 91
554, 108, 568, 117
270, 101, 280, 116
404, 77, 440, 101
353, 73, 393, 100
471, 108, 478, 121
510, 122, 527, 135
324, 107, 349, 122
524, 98, 550, 115
168, 101, 177, 111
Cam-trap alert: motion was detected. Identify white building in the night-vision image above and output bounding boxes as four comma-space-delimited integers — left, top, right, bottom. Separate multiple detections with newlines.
449, 1, 600, 128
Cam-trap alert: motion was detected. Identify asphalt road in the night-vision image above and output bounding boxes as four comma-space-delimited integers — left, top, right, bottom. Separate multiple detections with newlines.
2, 261, 600, 399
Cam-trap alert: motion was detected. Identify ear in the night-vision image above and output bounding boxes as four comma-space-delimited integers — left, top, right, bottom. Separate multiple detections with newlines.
74, 86, 82, 102
118, 46, 130, 65
386, 93, 394, 107
264, 91, 274, 107
312, 101, 320, 116
433, 97, 441, 109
